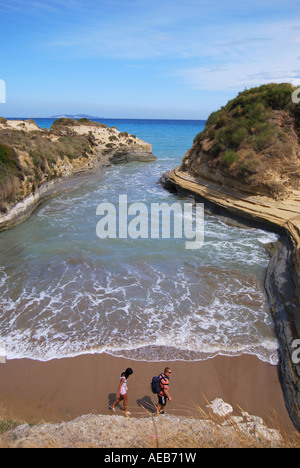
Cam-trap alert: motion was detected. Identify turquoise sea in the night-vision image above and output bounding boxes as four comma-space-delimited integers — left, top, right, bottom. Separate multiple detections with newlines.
0, 118, 279, 363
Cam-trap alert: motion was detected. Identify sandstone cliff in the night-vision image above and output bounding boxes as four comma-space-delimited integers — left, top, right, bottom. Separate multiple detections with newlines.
161, 83, 300, 431
0, 118, 156, 230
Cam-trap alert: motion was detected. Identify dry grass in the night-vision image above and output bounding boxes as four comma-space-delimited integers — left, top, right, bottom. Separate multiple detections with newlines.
136, 403, 300, 449
1, 401, 300, 448
0, 405, 24, 448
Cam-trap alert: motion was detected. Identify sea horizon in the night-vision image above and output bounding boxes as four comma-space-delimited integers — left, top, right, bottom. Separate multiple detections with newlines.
5, 116, 207, 122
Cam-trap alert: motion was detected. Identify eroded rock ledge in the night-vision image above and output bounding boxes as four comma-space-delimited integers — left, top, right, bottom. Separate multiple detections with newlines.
160, 84, 300, 430
0, 118, 156, 231
161, 167, 300, 431
6, 399, 284, 448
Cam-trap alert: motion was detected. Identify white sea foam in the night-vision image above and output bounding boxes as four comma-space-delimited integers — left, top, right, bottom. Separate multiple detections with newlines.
0, 127, 280, 365
257, 232, 280, 245
0, 257, 279, 365
0, 260, 278, 364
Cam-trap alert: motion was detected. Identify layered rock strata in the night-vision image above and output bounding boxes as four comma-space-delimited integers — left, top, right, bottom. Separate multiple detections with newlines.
161, 83, 300, 430
0, 118, 156, 230
162, 167, 300, 430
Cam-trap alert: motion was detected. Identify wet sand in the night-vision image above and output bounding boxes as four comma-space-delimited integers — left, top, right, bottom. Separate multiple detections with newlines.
0, 353, 293, 431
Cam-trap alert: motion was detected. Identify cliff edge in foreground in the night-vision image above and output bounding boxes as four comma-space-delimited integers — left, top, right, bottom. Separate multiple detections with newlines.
0, 117, 156, 230
3, 399, 285, 448
162, 83, 300, 430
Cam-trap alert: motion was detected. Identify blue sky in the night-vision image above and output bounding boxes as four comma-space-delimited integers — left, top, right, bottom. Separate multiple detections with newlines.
1, 0, 300, 119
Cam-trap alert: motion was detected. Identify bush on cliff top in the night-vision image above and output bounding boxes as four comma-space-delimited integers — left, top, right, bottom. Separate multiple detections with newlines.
188, 83, 300, 197
50, 118, 107, 134
195, 83, 299, 146
50, 118, 77, 128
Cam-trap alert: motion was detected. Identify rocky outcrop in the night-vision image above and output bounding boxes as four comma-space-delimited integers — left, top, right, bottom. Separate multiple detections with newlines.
6, 399, 284, 448
160, 84, 300, 431
182, 83, 300, 200
161, 168, 300, 430
0, 118, 156, 231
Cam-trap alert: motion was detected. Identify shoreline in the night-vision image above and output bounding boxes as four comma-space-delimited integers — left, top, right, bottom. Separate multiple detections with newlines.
0, 169, 295, 432
0, 164, 107, 232
0, 118, 156, 232
0, 118, 296, 443
0, 353, 293, 432
161, 168, 300, 430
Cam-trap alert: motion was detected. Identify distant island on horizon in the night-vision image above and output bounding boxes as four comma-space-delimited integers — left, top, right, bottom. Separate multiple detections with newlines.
51, 114, 102, 120
4, 115, 207, 122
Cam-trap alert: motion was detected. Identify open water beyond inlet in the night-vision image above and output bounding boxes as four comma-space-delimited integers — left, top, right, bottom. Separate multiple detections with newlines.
0, 119, 279, 363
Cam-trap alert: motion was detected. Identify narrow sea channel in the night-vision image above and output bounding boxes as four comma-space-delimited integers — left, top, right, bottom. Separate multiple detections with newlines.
0, 119, 279, 363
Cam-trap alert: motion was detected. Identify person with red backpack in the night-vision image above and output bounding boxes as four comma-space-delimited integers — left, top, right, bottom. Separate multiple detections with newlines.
156, 367, 172, 415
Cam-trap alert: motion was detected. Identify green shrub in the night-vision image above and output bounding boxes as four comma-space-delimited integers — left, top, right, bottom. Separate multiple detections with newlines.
50, 118, 77, 129
253, 126, 277, 152
77, 118, 89, 124
231, 127, 248, 149
215, 127, 233, 149
0, 143, 22, 179
210, 141, 223, 158
0, 419, 21, 435
222, 150, 240, 167
231, 83, 293, 112
240, 153, 261, 174
262, 83, 293, 110
205, 110, 220, 128
193, 131, 204, 144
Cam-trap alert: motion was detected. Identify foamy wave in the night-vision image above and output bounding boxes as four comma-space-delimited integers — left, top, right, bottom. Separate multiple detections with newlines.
0, 256, 279, 365
107, 343, 279, 365
3, 338, 279, 366
257, 231, 280, 245
0, 154, 280, 367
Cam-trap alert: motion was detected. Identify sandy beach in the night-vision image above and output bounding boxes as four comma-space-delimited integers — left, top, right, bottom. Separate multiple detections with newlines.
0, 353, 293, 431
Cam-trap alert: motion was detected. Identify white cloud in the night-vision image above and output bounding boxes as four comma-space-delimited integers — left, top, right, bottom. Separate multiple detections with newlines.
175, 20, 300, 91
0, 0, 81, 12
179, 65, 300, 92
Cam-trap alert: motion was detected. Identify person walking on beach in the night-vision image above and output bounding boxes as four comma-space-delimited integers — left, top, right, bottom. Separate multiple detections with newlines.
157, 367, 172, 415
109, 368, 133, 416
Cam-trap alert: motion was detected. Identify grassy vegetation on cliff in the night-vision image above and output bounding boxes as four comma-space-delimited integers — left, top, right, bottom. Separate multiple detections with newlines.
0, 143, 23, 183
50, 117, 107, 132
0, 143, 24, 212
0, 119, 96, 213
186, 83, 300, 198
